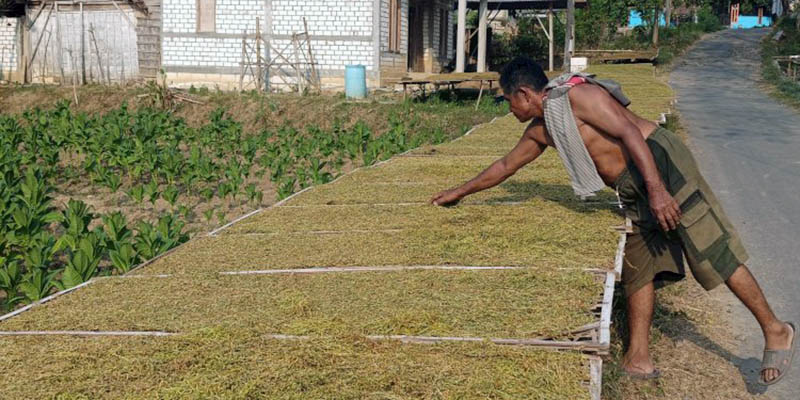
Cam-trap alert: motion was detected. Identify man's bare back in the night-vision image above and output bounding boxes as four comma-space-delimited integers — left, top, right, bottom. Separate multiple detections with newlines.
523, 84, 660, 186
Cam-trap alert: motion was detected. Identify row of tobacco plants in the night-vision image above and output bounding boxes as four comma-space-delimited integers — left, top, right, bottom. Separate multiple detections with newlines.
0, 94, 506, 310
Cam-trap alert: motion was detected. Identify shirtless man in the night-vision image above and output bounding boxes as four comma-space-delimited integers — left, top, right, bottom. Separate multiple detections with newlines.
430, 57, 795, 385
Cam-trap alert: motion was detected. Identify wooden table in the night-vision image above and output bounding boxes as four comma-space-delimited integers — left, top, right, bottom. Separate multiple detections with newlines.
399, 72, 500, 109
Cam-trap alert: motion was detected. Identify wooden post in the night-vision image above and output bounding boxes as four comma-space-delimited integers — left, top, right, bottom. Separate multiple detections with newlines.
456, 0, 467, 72
548, 5, 554, 72
80, 1, 86, 85
256, 18, 262, 91
55, 3, 65, 84
665, 0, 673, 27
292, 33, 304, 93
239, 30, 246, 91
88, 24, 106, 85
477, 0, 488, 73
21, 4, 30, 83
652, 4, 660, 46
303, 17, 320, 92
564, 0, 574, 72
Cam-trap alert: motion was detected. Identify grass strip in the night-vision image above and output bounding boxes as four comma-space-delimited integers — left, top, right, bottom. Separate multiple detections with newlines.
1, 269, 600, 339
0, 330, 590, 399
134, 223, 617, 274
226, 203, 617, 239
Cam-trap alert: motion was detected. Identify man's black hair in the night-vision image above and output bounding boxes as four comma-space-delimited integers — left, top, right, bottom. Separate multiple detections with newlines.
499, 56, 549, 94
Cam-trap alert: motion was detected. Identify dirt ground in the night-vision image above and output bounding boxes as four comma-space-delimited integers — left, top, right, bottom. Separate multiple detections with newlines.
603, 275, 769, 400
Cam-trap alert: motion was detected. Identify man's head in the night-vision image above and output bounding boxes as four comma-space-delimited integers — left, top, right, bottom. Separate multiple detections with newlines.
500, 57, 549, 122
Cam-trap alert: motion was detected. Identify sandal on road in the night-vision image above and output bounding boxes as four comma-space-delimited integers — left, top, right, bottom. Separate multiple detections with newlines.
759, 321, 797, 386
622, 368, 661, 380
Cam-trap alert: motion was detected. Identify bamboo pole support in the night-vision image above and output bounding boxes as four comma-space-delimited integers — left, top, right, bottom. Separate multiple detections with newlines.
303, 17, 320, 92
88, 24, 106, 84
55, 3, 64, 84
292, 33, 303, 93
564, 0, 574, 72
239, 30, 246, 91
256, 18, 263, 91
80, 1, 86, 85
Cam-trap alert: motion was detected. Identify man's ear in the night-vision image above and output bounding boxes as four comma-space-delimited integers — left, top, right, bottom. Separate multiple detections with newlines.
517, 86, 538, 104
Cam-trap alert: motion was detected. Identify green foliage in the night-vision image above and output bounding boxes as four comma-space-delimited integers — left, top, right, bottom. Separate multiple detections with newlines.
761, 16, 800, 106
59, 235, 104, 289
109, 243, 138, 274
126, 185, 145, 204
0, 91, 503, 311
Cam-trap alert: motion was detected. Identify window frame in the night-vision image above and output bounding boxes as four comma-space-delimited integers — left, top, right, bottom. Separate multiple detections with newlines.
388, 0, 402, 53
438, 9, 449, 60
196, 0, 216, 34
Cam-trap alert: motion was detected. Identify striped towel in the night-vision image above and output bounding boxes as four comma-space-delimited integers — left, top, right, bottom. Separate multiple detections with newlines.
543, 73, 630, 197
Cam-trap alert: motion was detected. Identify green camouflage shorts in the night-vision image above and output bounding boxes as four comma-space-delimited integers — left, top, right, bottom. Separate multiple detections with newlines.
614, 127, 749, 296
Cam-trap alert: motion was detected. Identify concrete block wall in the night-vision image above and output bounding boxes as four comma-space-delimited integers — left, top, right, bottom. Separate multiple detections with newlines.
423, 0, 454, 73
272, 0, 373, 37
272, 0, 376, 80
0, 17, 19, 81
163, 0, 379, 89
162, 0, 267, 71
163, 0, 196, 33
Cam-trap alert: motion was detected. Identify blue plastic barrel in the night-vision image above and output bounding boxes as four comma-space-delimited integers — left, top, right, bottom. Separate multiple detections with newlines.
345, 65, 367, 99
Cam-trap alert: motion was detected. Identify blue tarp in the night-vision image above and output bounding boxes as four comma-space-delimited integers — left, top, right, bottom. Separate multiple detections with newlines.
730, 15, 773, 29
628, 10, 667, 28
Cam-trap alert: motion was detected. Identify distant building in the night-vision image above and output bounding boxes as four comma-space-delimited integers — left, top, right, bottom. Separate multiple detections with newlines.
1, 1, 458, 89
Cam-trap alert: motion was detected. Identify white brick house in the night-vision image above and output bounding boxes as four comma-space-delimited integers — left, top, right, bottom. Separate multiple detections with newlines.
2, 1, 455, 89
0, 1, 22, 81
163, 0, 456, 89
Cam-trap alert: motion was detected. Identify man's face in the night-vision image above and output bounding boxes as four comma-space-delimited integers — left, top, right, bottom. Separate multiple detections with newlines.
504, 87, 544, 123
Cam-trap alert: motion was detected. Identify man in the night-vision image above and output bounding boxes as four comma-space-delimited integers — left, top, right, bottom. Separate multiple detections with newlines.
430, 57, 795, 384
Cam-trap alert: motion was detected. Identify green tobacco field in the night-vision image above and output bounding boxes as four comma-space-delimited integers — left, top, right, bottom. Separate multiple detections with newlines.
0, 64, 673, 399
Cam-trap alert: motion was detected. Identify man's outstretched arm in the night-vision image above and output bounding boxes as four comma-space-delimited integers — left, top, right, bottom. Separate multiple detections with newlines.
430, 125, 546, 206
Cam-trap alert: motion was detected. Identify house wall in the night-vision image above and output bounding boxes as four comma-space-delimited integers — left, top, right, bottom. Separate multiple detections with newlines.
422, 0, 454, 73
162, 0, 380, 90
137, 0, 163, 79
379, 0, 408, 84
378, 0, 453, 85
0, 17, 19, 81
270, 0, 376, 88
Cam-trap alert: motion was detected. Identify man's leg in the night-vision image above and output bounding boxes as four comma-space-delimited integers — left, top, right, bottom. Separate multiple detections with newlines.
623, 281, 657, 374
725, 265, 794, 383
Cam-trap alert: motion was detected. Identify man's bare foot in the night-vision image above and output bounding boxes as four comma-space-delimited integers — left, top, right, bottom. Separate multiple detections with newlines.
622, 353, 657, 376
762, 321, 794, 383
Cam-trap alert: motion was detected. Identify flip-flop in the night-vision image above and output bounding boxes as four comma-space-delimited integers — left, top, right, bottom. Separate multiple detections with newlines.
759, 321, 797, 386
622, 368, 661, 380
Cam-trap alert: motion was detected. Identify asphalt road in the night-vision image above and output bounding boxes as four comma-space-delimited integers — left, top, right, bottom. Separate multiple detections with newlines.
670, 28, 800, 397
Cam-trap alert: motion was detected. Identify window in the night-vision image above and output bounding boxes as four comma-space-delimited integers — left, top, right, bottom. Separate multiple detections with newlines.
197, 0, 216, 33
388, 0, 401, 52
439, 9, 449, 59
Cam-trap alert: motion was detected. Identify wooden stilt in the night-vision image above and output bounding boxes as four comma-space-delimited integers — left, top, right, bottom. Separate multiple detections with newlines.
88, 24, 106, 85
80, 1, 86, 85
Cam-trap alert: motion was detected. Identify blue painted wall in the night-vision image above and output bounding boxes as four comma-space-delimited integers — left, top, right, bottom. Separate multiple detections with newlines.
731, 15, 773, 29
628, 10, 667, 28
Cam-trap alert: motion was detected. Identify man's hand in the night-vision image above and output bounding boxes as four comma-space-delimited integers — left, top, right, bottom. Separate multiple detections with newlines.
648, 185, 682, 231
430, 188, 464, 206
